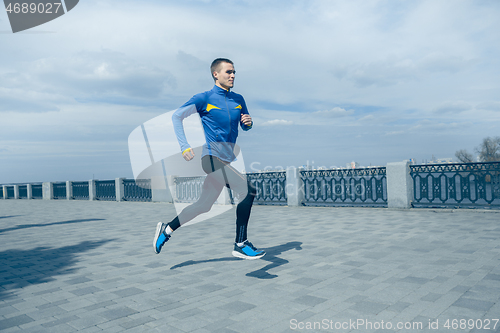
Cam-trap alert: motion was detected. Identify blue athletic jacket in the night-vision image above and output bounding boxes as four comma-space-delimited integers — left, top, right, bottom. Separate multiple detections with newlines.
172, 85, 252, 162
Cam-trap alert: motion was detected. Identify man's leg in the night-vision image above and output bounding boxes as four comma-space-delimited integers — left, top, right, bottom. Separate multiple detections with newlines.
221, 163, 265, 259
235, 182, 256, 243
154, 157, 226, 254
173, 174, 225, 227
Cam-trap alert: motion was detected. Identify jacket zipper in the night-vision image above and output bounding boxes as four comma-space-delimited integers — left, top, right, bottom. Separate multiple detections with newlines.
225, 92, 231, 134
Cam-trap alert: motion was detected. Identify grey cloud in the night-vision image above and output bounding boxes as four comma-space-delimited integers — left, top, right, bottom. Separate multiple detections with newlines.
476, 102, 500, 111
433, 101, 472, 114
419, 53, 475, 74
261, 119, 294, 126
176, 51, 207, 71
311, 107, 354, 118
334, 59, 418, 88
36, 50, 177, 97
333, 53, 473, 88
0, 96, 59, 113
0, 50, 177, 113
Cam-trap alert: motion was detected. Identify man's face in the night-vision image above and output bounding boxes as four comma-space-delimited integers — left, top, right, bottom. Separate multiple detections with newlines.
213, 62, 235, 90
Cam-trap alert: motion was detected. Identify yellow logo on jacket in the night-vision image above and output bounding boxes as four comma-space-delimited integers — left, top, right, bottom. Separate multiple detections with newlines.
206, 104, 220, 112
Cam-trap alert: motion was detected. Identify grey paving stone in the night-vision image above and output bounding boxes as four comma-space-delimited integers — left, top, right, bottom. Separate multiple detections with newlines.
293, 295, 328, 307
421, 293, 443, 302
99, 306, 139, 321
0, 305, 19, 317
291, 278, 322, 286
350, 300, 389, 315
452, 298, 495, 311
82, 300, 117, 311
69, 286, 102, 296
484, 273, 500, 281
64, 276, 92, 285
386, 301, 411, 312
345, 295, 368, 303
40, 315, 79, 328
36, 300, 69, 310
401, 276, 430, 284
0, 314, 34, 330
450, 285, 471, 293
25, 306, 68, 320
195, 283, 226, 293
350, 272, 378, 281
218, 301, 256, 314
112, 287, 145, 298
66, 313, 108, 330
119, 315, 155, 329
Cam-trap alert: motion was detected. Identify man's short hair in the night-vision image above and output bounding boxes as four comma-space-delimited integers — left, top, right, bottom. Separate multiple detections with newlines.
211, 58, 233, 81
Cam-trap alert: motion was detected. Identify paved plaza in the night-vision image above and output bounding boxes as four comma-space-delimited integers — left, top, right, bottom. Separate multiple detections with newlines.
0, 200, 499, 333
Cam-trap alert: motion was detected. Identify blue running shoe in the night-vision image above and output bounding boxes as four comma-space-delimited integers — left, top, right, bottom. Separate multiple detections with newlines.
154, 222, 170, 254
232, 240, 266, 260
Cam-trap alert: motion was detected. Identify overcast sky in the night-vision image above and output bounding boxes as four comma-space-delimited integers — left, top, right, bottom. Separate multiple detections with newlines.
1, 0, 499, 184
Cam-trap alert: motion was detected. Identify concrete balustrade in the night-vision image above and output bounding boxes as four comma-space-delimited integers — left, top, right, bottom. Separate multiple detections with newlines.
42, 182, 53, 200
387, 161, 413, 209
0, 161, 418, 208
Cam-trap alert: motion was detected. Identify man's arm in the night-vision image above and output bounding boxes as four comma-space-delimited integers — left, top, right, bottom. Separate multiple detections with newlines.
239, 98, 253, 131
172, 95, 203, 161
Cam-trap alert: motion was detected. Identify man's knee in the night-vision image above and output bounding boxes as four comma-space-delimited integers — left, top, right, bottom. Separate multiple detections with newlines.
200, 204, 212, 214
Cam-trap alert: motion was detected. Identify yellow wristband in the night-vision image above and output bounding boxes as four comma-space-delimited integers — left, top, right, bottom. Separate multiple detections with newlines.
182, 148, 192, 155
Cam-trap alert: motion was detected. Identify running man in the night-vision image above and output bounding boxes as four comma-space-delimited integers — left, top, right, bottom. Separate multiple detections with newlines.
153, 58, 265, 260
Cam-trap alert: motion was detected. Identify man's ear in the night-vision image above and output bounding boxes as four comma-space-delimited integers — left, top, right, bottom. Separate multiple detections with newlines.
212, 71, 218, 81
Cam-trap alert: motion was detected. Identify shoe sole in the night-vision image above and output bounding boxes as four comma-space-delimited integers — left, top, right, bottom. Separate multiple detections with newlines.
232, 250, 265, 260
153, 222, 163, 254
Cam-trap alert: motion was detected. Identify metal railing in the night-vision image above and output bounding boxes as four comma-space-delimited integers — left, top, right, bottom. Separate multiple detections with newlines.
123, 179, 151, 201
53, 182, 67, 199
247, 171, 287, 205
174, 176, 205, 203
32, 184, 43, 199
6, 186, 14, 199
301, 167, 387, 207
96, 180, 116, 201
19, 185, 27, 199
410, 162, 500, 209
72, 181, 89, 200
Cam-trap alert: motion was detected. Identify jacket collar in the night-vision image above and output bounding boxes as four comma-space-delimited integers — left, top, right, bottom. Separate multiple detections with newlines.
212, 85, 230, 95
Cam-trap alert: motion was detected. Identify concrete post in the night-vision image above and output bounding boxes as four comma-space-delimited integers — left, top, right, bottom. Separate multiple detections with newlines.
152, 184, 173, 203
27, 184, 32, 199
42, 182, 53, 200
2, 185, 6, 199
151, 176, 173, 203
115, 178, 124, 202
387, 160, 413, 209
66, 181, 73, 200
286, 167, 305, 206
89, 180, 96, 201
167, 175, 177, 202
13, 185, 19, 199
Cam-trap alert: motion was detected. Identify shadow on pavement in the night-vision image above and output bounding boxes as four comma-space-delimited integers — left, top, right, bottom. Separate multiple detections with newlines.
0, 239, 113, 301
0, 215, 23, 219
246, 241, 302, 279
0, 218, 106, 234
170, 241, 302, 279
170, 257, 242, 270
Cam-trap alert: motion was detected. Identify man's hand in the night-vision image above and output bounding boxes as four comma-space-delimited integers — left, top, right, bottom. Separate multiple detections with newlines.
241, 114, 252, 126
182, 148, 195, 161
